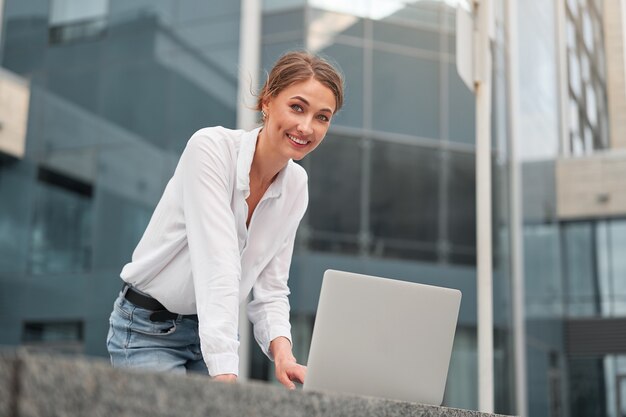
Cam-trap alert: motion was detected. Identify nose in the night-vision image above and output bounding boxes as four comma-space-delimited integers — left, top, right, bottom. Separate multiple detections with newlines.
297, 117, 314, 135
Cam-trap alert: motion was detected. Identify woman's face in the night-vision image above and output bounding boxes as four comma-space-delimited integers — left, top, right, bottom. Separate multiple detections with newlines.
262, 77, 336, 161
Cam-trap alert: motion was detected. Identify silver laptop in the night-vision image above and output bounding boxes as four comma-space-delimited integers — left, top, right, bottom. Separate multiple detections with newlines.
303, 269, 462, 405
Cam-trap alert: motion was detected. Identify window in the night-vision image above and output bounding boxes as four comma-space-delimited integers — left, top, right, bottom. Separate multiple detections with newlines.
49, 0, 109, 44
29, 167, 93, 274
22, 321, 84, 354
372, 50, 440, 139
306, 134, 362, 254
370, 141, 439, 261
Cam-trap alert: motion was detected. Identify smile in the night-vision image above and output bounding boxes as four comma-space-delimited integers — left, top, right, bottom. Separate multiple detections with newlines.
287, 133, 310, 146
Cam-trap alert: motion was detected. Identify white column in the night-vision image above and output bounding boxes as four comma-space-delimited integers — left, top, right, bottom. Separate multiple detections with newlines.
237, 0, 261, 381
474, 0, 494, 413
237, 0, 261, 131
457, 0, 495, 411
505, 1, 528, 416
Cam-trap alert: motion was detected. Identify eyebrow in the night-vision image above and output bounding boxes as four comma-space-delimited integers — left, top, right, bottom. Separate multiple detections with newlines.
290, 96, 334, 114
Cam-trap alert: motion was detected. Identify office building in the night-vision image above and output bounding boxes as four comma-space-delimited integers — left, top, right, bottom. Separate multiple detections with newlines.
1, 1, 625, 415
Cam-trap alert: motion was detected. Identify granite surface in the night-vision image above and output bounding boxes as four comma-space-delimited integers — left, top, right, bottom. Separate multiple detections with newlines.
0, 349, 514, 417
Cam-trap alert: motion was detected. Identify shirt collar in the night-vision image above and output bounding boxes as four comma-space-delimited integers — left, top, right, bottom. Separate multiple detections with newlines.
236, 127, 287, 200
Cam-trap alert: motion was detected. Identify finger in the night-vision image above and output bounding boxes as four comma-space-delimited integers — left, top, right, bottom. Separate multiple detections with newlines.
281, 376, 296, 390
288, 365, 307, 384
277, 371, 296, 390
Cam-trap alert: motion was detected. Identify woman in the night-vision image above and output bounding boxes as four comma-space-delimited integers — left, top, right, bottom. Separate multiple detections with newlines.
106, 51, 344, 389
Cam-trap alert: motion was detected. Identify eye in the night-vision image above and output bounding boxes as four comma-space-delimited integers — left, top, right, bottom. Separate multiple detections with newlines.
317, 114, 330, 122
290, 104, 303, 112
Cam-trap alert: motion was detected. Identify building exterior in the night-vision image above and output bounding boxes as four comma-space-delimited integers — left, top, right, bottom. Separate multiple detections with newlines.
1, 0, 625, 416
512, 0, 626, 416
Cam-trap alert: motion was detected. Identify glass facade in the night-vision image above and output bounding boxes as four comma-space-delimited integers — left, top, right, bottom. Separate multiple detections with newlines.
0, 0, 242, 356
258, 1, 513, 413
2, 0, 625, 416
264, 1, 478, 266
517, 0, 626, 416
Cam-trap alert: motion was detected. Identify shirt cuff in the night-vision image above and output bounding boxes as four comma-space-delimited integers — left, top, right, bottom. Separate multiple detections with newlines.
204, 352, 239, 377
266, 326, 293, 361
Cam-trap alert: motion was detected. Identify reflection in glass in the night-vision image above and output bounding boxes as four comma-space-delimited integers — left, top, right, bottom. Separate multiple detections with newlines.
523, 225, 564, 318
29, 171, 93, 275
92, 188, 152, 270
262, 0, 307, 13
262, 40, 307, 78
444, 327, 477, 410
175, 0, 240, 25
22, 320, 84, 354
0, 0, 243, 366
309, 0, 442, 27
262, 9, 305, 37
372, 19, 440, 52
596, 221, 612, 316
447, 151, 476, 264
378, 2, 441, 28
108, 0, 176, 27
517, 0, 560, 160
308, 8, 363, 44
372, 50, 440, 138
448, 63, 475, 144
0, 159, 31, 274
317, 43, 363, 128
370, 141, 439, 261
49, 0, 108, 44
568, 357, 607, 417
563, 223, 598, 317
619, 374, 626, 417
609, 221, 626, 315
310, 0, 401, 21
307, 135, 361, 235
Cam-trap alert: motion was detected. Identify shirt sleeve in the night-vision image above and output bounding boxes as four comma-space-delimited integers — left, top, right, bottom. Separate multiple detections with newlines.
180, 131, 241, 376
247, 185, 308, 360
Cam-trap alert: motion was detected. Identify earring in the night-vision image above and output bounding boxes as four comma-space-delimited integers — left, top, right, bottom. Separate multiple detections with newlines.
262, 110, 267, 121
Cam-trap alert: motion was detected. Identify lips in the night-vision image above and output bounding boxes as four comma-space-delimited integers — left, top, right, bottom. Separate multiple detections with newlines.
287, 133, 310, 146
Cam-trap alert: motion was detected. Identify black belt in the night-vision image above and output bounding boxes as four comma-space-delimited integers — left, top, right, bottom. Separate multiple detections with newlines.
123, 285, 198, 322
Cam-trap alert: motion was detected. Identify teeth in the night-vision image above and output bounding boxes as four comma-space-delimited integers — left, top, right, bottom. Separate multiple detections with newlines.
288, 134, 308, 145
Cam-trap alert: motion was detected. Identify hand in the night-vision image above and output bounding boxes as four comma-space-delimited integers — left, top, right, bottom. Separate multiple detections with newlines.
213, 373, 237, 383
274, 357, 307, 390
270, 336, 307, 390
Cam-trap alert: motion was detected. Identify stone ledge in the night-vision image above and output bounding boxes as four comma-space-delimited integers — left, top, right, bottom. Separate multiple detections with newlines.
0, 349, 512, 417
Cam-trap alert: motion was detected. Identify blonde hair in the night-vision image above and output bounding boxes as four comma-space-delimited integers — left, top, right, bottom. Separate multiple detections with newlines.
256, 51, 344, 114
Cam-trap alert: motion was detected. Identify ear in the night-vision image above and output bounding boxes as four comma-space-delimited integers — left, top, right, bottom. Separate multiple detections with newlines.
261, 97, 270, 114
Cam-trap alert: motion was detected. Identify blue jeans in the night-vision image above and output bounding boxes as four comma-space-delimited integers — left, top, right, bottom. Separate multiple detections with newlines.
106, 287, 208, 375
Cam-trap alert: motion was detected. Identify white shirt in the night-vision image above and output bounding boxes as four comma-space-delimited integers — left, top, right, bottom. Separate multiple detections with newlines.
120, 126, 308, 376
